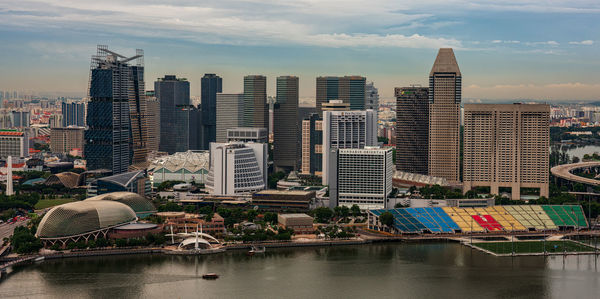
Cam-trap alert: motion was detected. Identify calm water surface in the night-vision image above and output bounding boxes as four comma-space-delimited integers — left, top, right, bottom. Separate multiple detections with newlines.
563, 145, 600, 160
1, 243, 600, 299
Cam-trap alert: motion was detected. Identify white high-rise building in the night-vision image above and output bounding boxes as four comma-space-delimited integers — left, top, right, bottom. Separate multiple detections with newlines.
365, 81, 379, 111
206, 142, 267, 195
322, 110, 377, 185
328, 147, 393, 210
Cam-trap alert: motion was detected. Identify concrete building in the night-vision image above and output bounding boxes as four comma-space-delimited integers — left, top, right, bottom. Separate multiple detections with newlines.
328, 147, 394, 210
50, 126, 84, 154
322, 110, 377, 185
206, 142, 267, 195
395, 87, 429, 174
216, 94, 244, 143
463, 103, 550, 200
316, 76, 339, 117
301, 113, 323, 175
200, 74, 223, 150
365, 81, 379, 111
0, 131, 26, 158
11, 111, 30, 128
226, 127, 268, 143
148, 150, 210, 185
273, 76, 299, 171
428, 48, 462, 183
155, 75, 192, 154
145, 91, 160, 152
278, 213, 314, 234
243, 75, 268, 130
251, 190, 315, 212
322, 100, 350, 112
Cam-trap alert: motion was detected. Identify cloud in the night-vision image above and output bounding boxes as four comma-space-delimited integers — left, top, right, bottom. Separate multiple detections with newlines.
524, 40, 559, 46
465, 82, 600, 100
492, 40, 520, 44
569, 40, 594, 45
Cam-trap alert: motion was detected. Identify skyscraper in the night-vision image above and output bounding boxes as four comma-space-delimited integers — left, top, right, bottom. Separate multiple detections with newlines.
428, 48, 462, 183
273, 76, 299, 171
301, 113, 323, 176
216, 93, 244, 143
321, 109, 378, 185
85, 46, 147, 174
200, 74, 222, 150
316, 76, 366, 115
243, 75, 268, 130
316, 76, 339, 116
395, 87, 429, 174
61, 102, 86, 127
365, 81, 379, 111
155, 75, 191, 154
463, 104, 550, 200
145, 91, 160, 152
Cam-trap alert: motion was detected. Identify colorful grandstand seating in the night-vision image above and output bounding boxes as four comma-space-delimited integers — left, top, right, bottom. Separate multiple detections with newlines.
441, 207, 485, 232
470, 215, 503, 231
405, 207, 460, 233
542, 205, 588, 227
502, 206, 557, 230
371, 209, 427, 233
484, 206, 526, 231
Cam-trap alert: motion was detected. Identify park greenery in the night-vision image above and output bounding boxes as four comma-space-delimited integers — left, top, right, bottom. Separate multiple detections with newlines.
225, 227, 293, 242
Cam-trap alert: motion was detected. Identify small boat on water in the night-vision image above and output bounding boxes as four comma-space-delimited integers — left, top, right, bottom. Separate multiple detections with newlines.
247, 245, 266, 256
34, 256, 45, 263
202, 273, 219, 280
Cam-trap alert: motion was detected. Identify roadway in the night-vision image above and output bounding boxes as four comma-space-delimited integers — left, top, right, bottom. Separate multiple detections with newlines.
550, 161, 600, 186
0, 221, 27, 243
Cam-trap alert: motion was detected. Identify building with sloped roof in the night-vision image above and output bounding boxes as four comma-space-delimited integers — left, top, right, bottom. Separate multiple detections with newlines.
148, 150, 209, 185
36, 200, 137, 247
45, 172, 82, 189
86, 191, 156, 218
88, 170, 150, 197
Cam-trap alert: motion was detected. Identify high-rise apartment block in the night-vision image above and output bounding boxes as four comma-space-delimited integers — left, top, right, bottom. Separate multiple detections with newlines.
328, 147, 393, 210
200, 74, 223, 150
273, 76, 299, 171
322, 109, 377, 185
50, 126, 85, 154
11, 111, 30, 128
216, 93, 244, 143
62, 102, 86, 127
316, 76, 366, 115
428, 48, 462, 183
85, 46, 148, 174
206, 142, 268, 195
155, 75, 191, 154
243, 75, 268, 130
395, 87, 429, 174
463, 104, 550, 200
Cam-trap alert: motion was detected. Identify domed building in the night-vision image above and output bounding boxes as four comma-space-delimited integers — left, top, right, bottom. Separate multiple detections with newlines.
36, 201, 137, 247
148, 150, 209, 185
86, 192, 157, 218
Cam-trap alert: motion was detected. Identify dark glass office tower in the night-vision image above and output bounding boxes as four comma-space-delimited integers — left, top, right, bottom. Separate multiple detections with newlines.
61, 102, 86, 127
200, 74, 222, 150
155, 75, 191, 154
395, 87, 429, 174
274, 76, 299, 171
316, 76, 339, 116
243, 75, 268, 130
85, 45, 147, 174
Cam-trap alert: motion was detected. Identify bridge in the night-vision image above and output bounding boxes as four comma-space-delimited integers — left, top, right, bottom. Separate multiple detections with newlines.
551, 161, 600, 186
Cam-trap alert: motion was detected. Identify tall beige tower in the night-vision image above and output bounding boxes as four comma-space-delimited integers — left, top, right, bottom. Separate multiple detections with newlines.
428, 48, 462, 183
463, 104, 550, 200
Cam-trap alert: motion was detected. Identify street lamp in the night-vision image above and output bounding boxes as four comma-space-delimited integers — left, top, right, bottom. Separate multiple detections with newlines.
511, 222, 515, 257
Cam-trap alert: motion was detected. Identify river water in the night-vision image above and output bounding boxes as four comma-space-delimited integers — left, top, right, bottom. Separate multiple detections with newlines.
560, 145, 600, 160
1, 242, 599, 298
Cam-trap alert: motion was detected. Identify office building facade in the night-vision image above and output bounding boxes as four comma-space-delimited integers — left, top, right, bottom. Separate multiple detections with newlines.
322, 110, 377, 184
301, 113, 323, 175
395, 87, 429, 175
463, 104, 550, 200
273, 76, 299, 171
243, 75, 268, 130
216, 93, 244, 143
0, 131, 27, 158
145, 91, 160, 152
206, 142, 268, 195
50, 126, 85, 154
200, 74, 223, 150
328, 147, 393, 210
316, 76, 339, 116
226, 127, 268, 143
365, 81, 379, 111
85, 46, 147, 174
428, 48, 462, 183
316, 76, 366, 115
62, 102, 86, 127
155, 75, 191, 154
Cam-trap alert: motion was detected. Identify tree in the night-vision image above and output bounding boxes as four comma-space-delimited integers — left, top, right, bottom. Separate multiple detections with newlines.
379, 212, 394, 227
246, 209, 258, 222
263, 212, 278, 224
313, 207, 333, 223
350, 205, 361, 217
572, 156, 580, 163
340, 206, 350, 218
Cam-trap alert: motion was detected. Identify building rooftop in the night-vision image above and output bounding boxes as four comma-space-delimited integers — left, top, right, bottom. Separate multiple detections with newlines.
278, 213, 313, 219
430, 48, 461, 76
97, 170, 145, 188
114, 223, 158, 230
254, 190, 314, 196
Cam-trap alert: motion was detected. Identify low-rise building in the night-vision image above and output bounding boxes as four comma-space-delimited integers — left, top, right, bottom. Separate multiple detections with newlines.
252, 190, 315, 211
0, 130, 27, 158
278, 213, 314, 234
161, 212, 226, 238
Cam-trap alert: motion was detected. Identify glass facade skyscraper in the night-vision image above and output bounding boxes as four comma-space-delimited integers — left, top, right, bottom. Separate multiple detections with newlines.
85, 45, 147, 174
200, 73, 222, 150
316, 76, 366, 115
243, 75, 268, 130
155, 75, 191, 154
61, 102, 86, 127
273, 76, 299, 171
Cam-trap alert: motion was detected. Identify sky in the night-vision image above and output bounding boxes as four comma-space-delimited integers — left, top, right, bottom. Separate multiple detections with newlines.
0, 0, 599, 102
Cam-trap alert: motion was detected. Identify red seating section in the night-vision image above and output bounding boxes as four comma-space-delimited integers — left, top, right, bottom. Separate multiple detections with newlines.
471, 215, 503, 231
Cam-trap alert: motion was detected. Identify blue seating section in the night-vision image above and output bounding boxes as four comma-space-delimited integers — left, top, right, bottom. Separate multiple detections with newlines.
372, 209, 426, 233
405, 207, 460, 233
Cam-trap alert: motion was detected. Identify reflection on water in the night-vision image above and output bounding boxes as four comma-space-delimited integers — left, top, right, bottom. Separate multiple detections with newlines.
560, 145, 600, 160
1, 243, 599, 299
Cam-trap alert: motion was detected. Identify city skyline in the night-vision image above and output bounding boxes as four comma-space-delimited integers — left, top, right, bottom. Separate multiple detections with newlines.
0, 1, 598, 101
